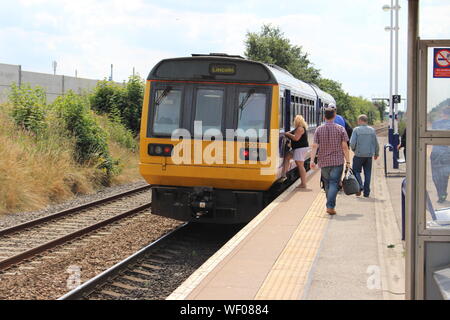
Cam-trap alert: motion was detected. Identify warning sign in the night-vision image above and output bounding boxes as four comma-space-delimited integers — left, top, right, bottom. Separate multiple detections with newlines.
434, 48, 450, 78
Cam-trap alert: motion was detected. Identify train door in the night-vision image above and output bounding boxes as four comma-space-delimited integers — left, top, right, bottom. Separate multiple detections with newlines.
278, 89, 292, 179
316, 98, 322, 126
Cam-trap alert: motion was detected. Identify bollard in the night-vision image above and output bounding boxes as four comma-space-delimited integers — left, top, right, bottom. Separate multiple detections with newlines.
384, 144, 393, 177
393, 133, 400, 169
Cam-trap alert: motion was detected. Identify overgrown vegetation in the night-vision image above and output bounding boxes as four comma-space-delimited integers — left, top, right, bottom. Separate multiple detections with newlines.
245, 24, 381, 125
90, 75, 144, 135
9, 83, 47, 134
53, 92, 118, 178
0, 81, 141, 214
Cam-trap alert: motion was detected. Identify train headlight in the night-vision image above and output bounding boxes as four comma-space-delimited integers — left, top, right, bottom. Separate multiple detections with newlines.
148, 144, 174, 157
239, 148, 267, 162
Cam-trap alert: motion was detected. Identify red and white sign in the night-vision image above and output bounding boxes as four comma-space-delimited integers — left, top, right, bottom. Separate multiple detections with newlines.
434, 48, 450, 78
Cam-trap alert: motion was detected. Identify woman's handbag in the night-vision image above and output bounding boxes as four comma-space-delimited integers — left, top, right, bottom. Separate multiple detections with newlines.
342, 167, 361, 195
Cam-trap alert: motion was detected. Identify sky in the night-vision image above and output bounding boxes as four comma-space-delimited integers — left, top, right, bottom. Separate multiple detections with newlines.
0, 0, 450, 107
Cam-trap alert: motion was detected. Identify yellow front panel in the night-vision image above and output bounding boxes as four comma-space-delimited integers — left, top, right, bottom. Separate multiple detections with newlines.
139, 82, 281, 191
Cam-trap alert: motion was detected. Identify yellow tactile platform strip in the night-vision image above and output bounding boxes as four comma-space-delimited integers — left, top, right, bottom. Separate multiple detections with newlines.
167, 171, 319, 300
255, 191, 329, 300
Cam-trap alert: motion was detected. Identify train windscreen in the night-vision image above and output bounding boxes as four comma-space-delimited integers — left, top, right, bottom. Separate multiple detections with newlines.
152, 88, 182, 135
236, 90, 268, 139
194, 89, 224, 135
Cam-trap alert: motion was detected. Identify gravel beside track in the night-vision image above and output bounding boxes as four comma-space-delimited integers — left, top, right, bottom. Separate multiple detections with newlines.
0, 210, 181, 300
0, 180, 148, 230
66, 223, 242, 300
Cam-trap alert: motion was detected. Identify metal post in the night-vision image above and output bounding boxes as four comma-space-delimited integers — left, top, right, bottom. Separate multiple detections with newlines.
405, 0, 419, 300
388, 0, 394, 147
392, 0, 400, 169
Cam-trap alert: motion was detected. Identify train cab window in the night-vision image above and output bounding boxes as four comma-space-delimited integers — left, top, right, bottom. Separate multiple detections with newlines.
152, 88, 182, 135
194, 89, 224, 135
237, 91, 267, 138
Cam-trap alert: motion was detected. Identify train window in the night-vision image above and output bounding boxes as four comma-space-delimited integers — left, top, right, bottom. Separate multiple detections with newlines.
289, 99, 295, 123
304, 105, 309, 125
237, 91, 267, 137
194, 89, 224, 135
152, 89, 182, 135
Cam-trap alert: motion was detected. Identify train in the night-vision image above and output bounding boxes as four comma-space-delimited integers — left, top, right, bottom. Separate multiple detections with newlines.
139, 53, 336, 224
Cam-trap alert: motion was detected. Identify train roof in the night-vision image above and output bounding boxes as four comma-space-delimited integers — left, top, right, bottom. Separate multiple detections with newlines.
309, 84, 336, 106
148, 54, 335, 104
265, 64, 317, 100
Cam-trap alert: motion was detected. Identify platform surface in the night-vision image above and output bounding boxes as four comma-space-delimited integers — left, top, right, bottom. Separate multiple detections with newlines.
168, 136, 405, 300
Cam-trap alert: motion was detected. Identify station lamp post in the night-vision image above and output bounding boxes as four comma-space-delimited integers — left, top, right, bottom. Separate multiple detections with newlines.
383, 0, 401, 169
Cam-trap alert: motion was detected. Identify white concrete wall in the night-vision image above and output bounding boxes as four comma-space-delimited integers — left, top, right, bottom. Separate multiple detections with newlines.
21, 71, 64, 102
0, 63, 20, 103
0, 62, 113, 104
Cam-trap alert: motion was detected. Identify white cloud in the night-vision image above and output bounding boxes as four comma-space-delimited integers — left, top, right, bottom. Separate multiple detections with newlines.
1, 0, 449, 102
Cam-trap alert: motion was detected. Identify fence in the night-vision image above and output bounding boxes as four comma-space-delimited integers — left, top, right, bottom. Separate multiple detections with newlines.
0, 62, 107, 103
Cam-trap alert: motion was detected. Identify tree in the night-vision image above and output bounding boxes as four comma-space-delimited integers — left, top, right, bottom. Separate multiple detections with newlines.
317, 78, 352, 117
90, 75, 145, 135
245, 24, 321, 84
121, 75, 145, 134
244, 25, 384, 127
349, 96, 381, 125
373, 100, 387, 122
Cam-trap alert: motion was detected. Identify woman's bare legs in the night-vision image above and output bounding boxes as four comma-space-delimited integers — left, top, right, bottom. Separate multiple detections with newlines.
281, 152, 292, 181
296, 161, 307, 188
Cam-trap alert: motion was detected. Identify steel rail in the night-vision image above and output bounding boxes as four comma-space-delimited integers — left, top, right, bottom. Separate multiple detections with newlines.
0, 185, 151, 237
0, 203, 151, 271
58, 223, 189, 300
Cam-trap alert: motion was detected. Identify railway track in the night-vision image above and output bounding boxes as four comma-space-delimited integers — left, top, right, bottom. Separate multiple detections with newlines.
59, 223, 241, 300
0, 185, 152, 272
375, 123, 389, 135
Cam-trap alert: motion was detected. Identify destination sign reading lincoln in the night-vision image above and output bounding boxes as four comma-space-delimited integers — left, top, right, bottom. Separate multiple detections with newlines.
209, 63, 236, 75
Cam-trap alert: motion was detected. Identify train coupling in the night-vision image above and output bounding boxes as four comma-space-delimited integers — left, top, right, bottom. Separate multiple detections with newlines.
190, 187, 214, 219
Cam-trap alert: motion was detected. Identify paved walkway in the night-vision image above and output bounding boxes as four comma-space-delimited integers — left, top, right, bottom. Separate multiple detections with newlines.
306, 138, 405, 299
168, 136, 406, 300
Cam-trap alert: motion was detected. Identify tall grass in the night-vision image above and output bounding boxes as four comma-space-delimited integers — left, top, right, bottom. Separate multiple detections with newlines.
0, 103, 140, 215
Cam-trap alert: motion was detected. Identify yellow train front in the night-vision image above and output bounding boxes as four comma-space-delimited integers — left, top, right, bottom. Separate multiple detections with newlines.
140, 54, 335, 224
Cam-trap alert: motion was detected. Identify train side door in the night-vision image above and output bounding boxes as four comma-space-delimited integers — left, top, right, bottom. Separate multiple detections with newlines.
284, 90, 291, 132
278, 89, 292, 177
316, 98, 322, 126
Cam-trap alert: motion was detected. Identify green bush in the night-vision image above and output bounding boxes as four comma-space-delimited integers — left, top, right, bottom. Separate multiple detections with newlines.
97, 115, 137, 151
90, 76, 144, 135
90, 80, 123, 115
8, 83, 47, 134
53, 92, 119, 179
122, 75, 144, 134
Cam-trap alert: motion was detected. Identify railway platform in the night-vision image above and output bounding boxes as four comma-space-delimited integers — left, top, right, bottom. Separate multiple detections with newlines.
168, 136, 406, 300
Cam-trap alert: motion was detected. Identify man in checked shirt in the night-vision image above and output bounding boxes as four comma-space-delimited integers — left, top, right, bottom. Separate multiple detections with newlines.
310, 108, 351, 215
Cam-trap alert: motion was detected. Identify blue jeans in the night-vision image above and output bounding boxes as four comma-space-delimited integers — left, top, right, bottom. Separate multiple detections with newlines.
352, 156, 373, 196
321, 165, 344, 209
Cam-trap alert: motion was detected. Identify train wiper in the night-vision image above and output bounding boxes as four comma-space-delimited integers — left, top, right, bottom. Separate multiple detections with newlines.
238, 89, 256, 119
155, 86, 173, 106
